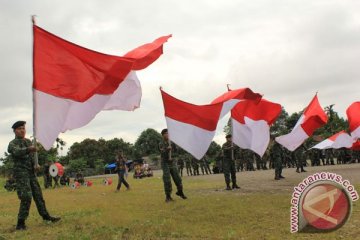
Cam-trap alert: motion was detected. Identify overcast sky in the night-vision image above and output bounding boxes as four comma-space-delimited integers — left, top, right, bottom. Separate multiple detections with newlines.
0, 0, 359, 157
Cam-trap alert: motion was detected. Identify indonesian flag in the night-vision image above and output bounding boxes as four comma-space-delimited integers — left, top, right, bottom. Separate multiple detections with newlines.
311, 131, 354, 150
161, 88, 262, 159
276, 95, 328, 151
231, 99, 282, 157
33, 25, 171, 150
346, 102, 360, 139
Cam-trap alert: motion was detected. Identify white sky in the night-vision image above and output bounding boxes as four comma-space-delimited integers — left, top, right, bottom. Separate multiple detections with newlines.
0, 0, 359, 157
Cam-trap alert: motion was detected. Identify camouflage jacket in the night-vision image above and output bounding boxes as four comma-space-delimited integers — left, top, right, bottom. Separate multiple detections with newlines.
270, 142, 282, 161
222, 141, 234, 161
158, 140, 177, 162
7, 137, 34, 173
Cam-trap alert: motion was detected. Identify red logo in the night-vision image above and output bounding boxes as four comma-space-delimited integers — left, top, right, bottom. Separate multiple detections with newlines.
301, 183, 351, 231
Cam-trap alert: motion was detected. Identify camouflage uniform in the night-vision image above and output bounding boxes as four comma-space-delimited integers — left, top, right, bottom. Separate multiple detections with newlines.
43, 162, 52, 189
325, 149, 335, 165
244, 150, 255, 171
222, 141, 239, 189
271, 141, 283, 180
159, 140, 183, 198
8, 137, 50, 222
192, 157, 200, 176
177, 157, 185, 177
294, 146, 306, 173
204, 156, 212, 174
199, 157, 209, 175
185, 155, 193, 176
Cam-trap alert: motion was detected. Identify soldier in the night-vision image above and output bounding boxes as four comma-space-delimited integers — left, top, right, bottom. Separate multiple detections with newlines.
185, 154, 193, 176
325, 149, 335, 165
177, 156, 184, 177
244, 150, 255, 171
270, 137, 284, 180
43, 160, 52, 189
199, 157, 209, 175
254, 153, 263, 170
158, 129, 187, 202
295, 146, 307, 173
115, 151, 130, 191
234, 146, 242, 172
192, 157, 200, 176
204, 155, 212, 174
8, 121, 60, 230
52, 176, 60, 188
222, 134, 240, 190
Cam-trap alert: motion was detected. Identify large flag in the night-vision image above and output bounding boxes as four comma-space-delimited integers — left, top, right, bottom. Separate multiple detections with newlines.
311, 131, 354, 150
346, 102, 360, 139
161, 88, 262, 159
231, 99, 282, 157
33, 25, 171, 149
276, 95, 328, 151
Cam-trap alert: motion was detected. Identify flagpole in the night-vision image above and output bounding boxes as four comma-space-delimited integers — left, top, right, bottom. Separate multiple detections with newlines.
32, 15, 39, 169
227, 84, 234, 160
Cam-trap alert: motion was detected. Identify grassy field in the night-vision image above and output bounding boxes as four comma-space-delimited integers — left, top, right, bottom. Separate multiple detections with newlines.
1, 165, 360, 240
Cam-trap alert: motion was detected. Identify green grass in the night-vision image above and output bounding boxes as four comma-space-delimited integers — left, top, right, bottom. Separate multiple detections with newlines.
0, 172, 360, 240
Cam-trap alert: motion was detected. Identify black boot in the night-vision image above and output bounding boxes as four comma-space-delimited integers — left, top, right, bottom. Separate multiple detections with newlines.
43, 215, 61, 223
279, 175, 285, 179
176, 190, 188, 199
226, 184, 232, 190
16, 219, 26, 230
232, 183, 240, 189
165, 194, 174, 203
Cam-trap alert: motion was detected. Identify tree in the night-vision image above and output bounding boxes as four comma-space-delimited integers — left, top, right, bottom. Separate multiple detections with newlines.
207, 141, 221, 158
270, 107, 289, 136
68, 139, 104, 168
134, 128, 163, 157
67, 158, 87, 174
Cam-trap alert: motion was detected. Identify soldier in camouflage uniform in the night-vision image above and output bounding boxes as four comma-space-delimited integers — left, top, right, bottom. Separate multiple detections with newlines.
177, 157, 184, 177
43, 160, 52, 189
244, 150, 255, 171
270, 138, 284, 180
158, 129, 187, 202
325, 149, 335, 165
222, 135, 240, 190
8, 121, 60, 230
192, 157, 200, 176
294, 145, 307, 173
199, 156, 210, 175
185, 154, 193, 176
204, 155, 212, 174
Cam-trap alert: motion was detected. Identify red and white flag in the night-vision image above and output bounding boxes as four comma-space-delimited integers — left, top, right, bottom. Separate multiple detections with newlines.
276, 95, 328, 151
33, 25, 171, 149
161, 88, 262, 159
311, 131, 354, 149
231, 99, 282, 157
346, 102, 360, 139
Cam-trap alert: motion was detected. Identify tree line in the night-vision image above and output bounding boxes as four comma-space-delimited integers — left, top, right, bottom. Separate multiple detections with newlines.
0, 105, 347, 176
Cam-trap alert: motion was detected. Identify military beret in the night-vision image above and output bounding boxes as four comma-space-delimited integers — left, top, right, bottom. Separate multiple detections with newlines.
12, 121, 26, 130
226, 134, 232, 138
161, 129, 168, 135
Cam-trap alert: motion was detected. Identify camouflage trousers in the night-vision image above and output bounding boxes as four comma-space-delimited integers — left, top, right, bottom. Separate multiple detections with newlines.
14, 171, 49, 220
223, 160, 237, 185
161, 160, 183, 196
117, 170, 129, 190
274, 158, 283, 177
